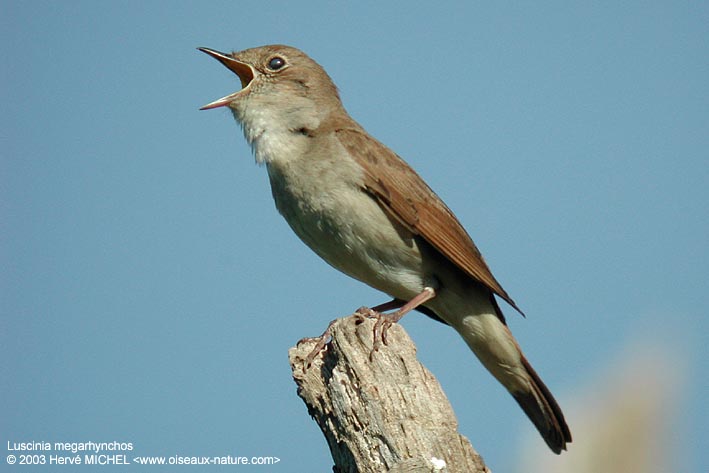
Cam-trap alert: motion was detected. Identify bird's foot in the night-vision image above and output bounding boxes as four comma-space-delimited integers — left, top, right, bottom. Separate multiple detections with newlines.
298, 319, 338, 373
356, 288, 437, 359
301, 289, 436, 369
354, 305, 406, 359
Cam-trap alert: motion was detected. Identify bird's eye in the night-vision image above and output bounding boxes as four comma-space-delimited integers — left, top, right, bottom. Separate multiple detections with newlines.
268, 56, 286, 71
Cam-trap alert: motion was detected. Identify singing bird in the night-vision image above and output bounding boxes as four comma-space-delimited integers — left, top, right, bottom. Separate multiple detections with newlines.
198, 44, 571, 453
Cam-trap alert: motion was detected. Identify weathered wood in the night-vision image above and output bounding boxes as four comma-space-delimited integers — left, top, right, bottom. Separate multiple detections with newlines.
289, 315, 490, 473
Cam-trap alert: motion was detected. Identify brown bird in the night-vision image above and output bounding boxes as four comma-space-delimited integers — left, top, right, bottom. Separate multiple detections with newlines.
198, 44, 571, 453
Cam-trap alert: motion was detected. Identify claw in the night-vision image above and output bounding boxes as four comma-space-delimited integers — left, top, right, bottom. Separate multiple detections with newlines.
366, 288, 436, 357
300, 288, 436, 370
300, 319, 337, 372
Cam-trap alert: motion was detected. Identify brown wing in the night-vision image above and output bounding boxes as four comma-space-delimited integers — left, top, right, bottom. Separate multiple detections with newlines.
335, 126, 524, 315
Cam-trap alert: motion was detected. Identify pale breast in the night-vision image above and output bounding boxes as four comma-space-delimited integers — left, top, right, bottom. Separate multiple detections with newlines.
265, 154, 428, 301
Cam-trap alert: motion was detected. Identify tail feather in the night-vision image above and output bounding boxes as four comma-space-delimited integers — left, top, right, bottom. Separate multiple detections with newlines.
512, 355, 572, 454
438, 293, 571, 453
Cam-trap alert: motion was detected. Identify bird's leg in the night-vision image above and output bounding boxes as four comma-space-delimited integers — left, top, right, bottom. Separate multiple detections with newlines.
361, 287, 437, 355
300, 299, 407, 372
299, 297, 404, 370
300, 288, 436, 370
299, 318, 339, 373
354, 299, 406, 321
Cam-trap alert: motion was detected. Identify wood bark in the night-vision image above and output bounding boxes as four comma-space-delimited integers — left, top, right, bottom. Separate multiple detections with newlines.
288, 315, 490, 473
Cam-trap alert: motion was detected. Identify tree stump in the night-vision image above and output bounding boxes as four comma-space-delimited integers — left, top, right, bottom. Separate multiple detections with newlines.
289, 315, 490, 473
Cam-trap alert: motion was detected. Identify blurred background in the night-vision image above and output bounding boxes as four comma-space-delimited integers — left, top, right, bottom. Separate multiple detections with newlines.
2, 2, 706, 472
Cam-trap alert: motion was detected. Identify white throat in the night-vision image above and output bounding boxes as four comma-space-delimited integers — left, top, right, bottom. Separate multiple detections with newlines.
231, 96, 325, 166
233, 107, 291, 165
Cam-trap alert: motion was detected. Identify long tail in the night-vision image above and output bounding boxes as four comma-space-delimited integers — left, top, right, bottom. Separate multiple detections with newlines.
450, 299, 572, 453
512, 354, 572, 453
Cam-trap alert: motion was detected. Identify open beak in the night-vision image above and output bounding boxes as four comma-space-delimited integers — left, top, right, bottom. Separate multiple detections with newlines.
198, 47, 255, 110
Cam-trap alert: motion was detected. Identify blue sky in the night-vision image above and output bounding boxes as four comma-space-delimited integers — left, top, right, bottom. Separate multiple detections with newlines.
2, 1, 707, 472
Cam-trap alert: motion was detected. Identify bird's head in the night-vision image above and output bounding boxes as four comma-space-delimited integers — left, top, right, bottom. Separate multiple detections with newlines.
199, 45, 342, 118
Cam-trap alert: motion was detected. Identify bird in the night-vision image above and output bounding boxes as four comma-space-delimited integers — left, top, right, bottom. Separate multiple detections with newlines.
198, 44, 571, 454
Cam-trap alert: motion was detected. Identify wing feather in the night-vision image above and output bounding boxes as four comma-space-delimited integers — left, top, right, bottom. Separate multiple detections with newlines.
335, 126, 523, 315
